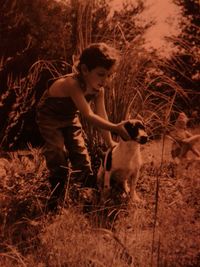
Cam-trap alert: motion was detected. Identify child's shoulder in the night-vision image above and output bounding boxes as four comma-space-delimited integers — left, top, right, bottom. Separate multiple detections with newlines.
56, 74, 79, 88
49, 74, 81, 97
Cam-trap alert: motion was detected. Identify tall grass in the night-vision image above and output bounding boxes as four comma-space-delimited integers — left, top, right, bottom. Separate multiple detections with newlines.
0, 59, 71, 149
1, 2, 199, 266
0, 144, 200, 266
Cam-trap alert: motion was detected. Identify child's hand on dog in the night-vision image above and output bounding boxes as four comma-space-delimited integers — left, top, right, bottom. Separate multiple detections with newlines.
115, 121, 131, 141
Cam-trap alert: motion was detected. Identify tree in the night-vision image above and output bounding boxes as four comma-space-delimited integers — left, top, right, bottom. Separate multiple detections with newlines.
0, 0, 73, 82
168, 0, 200, 113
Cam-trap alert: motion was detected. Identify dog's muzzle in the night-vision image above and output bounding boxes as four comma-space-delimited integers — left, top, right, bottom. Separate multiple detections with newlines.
139, 135, 148, 144
136, 128, 148, 144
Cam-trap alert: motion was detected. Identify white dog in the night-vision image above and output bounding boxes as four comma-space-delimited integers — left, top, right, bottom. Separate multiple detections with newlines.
97, 119, 148, 202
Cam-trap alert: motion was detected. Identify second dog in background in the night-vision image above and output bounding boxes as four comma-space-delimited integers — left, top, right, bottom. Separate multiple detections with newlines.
97, 119, 148, 202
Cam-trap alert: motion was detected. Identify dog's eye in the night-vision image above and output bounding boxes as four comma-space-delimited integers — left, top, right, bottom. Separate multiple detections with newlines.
135, 122, 145, 130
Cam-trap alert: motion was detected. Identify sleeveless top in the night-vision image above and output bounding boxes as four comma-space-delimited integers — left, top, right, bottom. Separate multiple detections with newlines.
36, 73, 98, 124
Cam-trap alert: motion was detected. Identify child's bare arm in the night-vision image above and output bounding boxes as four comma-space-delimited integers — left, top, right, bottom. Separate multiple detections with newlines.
185, 130, 192, 138
94, 88, 116, 147
69, 82, 130, 140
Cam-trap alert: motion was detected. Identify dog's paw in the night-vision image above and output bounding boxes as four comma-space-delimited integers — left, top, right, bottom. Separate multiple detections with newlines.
124, 184, 130, 195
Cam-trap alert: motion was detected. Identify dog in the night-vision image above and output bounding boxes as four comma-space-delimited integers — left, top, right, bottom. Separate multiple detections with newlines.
97, 119, 148, 202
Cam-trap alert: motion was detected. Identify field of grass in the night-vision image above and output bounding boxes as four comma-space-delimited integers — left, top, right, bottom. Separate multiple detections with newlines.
0, 134, 200, 267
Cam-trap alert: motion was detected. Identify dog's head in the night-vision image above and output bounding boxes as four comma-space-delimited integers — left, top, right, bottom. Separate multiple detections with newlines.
124, 119, 148, 144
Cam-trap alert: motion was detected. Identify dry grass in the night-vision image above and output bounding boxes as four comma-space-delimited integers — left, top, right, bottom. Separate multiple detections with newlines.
0, 1, 199, 266
0, 137, 200, 267
0, 45, 199, 267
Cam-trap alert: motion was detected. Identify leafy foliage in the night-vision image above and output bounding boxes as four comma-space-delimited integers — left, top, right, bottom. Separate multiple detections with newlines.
91, 0, 150, 47
166, 0, 200, 112
0, 0, 73, 61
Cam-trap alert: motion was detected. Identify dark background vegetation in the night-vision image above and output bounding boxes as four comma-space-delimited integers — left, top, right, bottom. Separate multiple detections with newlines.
0, 2, 200, 267
0, 0, 199, 150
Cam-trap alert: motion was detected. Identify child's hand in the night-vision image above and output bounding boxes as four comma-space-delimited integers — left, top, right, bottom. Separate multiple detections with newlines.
115, 121, 131, 141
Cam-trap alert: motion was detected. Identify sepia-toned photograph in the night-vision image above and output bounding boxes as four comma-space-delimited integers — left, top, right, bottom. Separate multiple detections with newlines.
0, 0, 199, 266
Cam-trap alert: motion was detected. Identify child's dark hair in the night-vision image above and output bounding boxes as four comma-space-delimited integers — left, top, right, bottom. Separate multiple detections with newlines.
77, 43, 119, 72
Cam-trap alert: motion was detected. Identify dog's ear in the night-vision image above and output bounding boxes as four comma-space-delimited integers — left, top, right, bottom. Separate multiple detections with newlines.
135, 120, 145, 130
124, 121, 138, 140
136, 114, 146, 125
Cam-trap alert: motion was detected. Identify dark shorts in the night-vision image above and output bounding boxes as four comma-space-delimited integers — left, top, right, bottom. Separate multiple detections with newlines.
37, 114, 92, 178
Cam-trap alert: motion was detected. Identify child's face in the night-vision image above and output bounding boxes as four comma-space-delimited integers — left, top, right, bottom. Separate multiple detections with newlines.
83, 66, 112, 92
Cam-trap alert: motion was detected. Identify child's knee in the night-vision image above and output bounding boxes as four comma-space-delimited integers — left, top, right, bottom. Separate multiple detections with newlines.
44, 146, 68, 167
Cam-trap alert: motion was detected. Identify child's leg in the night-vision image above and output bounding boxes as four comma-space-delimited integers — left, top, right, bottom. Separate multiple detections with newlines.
184, 135, 200, 157
63, 124, 95, 187
39, 125, 68, 200
171, 140, 190, 159
190, 147, 200, 157
179, 142, 191, 158
171, 141, 182, 159
184, 134, 200, 145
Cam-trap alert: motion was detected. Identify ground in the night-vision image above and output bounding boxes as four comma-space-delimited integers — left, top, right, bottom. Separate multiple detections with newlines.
0, 134, 200, 267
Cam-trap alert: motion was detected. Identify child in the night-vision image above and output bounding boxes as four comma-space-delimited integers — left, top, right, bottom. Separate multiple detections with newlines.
36, 43, 131, 208
170, 112, 200, 161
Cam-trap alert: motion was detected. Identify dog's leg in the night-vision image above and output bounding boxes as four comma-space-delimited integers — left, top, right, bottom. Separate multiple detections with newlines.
123, 180, 130, 194
104, 171, 111, 191
129, 169, 141, 202
101, 171, 111, 201
97, 164, 105, 190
